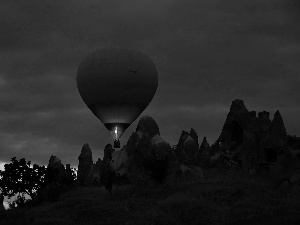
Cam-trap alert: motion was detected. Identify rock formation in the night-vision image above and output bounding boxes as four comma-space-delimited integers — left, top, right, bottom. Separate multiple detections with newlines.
44, 155, 68, 186
196, 137, 211, 168
109, 116, 181, 183
287, 135, 300, 150
37, 155, 69, 203
103, 144, 115, 162
85, 158, 102, 185
190, 128, 199, 149
261, 150, 300, 186
136, 115, 160, 138
78, 143, 93, 185
199, 137, 210, 156
174, 128, 199, 165
212, 99, 291, 175
79, 99, 298, 185
180, 164, 204, 180
266, 110, 287, 148
287, 150, 300, 185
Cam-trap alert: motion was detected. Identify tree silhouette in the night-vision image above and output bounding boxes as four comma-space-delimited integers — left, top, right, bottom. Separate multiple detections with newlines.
0, 157, 46, 200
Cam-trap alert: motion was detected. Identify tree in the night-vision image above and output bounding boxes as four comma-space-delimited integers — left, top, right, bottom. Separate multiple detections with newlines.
0, 157, 46, 200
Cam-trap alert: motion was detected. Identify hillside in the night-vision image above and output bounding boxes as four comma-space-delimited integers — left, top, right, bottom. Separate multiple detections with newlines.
1, 169, 300, 225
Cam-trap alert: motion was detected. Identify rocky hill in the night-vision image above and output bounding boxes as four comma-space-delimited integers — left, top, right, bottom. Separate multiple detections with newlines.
75, 99, 300, 187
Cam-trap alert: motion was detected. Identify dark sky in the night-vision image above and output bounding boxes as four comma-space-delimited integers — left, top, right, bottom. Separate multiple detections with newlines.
0, 0, 300, 168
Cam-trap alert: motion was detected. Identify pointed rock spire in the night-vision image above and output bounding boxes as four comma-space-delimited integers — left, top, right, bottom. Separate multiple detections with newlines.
272, 110, 287, 136
200, 137, 210, 151
78, 143, 93, 185
189, 128, 199, 148
267, 110, 287, 147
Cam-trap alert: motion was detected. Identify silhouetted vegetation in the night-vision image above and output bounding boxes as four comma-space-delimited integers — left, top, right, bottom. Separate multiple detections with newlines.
1, 169, 299, 224
0, 157, 46, 200
0, 157, 78, 208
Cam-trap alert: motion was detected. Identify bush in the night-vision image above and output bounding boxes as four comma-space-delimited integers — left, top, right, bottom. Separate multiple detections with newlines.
0, 157, 46, 200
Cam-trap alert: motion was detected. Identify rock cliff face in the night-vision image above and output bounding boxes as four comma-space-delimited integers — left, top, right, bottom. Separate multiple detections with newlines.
110, 116, 203, 184
287, 135, 300, 150
80, 100, 298, 185
196, 137, 211, 168
267, 110, 287, 148
199, 137, 210, 155
103, 144, 115, 162
78, 143, 93, 185
174, 129, 200, 165
85, 158, 102, 185
44, 155, 68, 186
213, 99, 290, 174
136, 115, 160, 138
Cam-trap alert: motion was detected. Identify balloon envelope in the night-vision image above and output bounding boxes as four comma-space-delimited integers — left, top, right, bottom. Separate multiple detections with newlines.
76, 47, 158, 139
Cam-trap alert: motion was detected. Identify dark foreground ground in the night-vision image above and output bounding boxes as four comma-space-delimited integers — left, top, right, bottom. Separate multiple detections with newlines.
1, 169, 300, 225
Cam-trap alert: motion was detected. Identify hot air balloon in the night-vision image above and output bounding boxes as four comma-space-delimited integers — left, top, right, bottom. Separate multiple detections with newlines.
76, 47, 158, 148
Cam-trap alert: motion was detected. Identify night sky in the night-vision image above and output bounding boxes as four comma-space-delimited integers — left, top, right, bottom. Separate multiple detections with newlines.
1, 0, 300, 169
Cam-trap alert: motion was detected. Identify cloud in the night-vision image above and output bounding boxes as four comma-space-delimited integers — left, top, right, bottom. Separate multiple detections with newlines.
0, 0, 299, 166
0, 161, 6, 171
177, 105, 229, 114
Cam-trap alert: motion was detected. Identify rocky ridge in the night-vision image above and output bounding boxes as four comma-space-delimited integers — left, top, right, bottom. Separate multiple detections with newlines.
76, 99, 299, 186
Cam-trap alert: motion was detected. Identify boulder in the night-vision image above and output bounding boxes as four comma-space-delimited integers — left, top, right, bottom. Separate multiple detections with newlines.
78, 143, 93, 185
180, 164, 204, 180
210, 153, 223, 164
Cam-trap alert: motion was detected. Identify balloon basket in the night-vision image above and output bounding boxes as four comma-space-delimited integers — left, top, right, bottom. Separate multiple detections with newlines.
114, 139, 120, 148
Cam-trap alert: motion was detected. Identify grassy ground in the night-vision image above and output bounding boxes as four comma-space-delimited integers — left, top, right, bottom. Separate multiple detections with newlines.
1, 169, 300, 225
